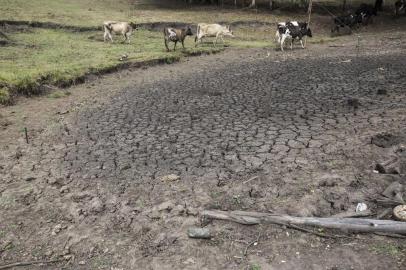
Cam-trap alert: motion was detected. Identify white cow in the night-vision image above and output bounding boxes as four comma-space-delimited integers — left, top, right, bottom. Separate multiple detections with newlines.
103, 21, 138, 43
195, 23, 234, 47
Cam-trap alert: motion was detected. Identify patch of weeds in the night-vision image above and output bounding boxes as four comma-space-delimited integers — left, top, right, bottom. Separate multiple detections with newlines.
0, 87, 11, 104
0, 195, 16, 209
47, 90, 71, 98
250, 264, 261, 270
3, 241, 14, 251
370, 243, 405, 257
309, 37, 338, 44
232, 195, 242, 206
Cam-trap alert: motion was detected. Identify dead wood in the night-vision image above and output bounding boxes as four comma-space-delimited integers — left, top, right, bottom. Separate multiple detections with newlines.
0, 259, 63, 270
330, 209, 373, 218
382, 181, 404, 202
202, 210, 406, 235
375, 156, 400, 174
376, 208, 392, 219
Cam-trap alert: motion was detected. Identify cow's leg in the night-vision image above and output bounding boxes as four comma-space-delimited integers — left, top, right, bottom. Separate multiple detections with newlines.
164, 39, 170, 52
173, 41, 177, 51
108, 32, 113, 42
126, 32, 131, 44
220, 34, 225, 44
300, 39, 304, 49
280, 35, 286, 51
181, 40, 185, 49
104, 31, 108, 42
214, 33, 221, 47
290, 38, 293, 50
195, 36, 198, 47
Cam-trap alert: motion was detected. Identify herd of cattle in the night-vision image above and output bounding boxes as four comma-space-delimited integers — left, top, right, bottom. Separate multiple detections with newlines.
102, 1, 406, 52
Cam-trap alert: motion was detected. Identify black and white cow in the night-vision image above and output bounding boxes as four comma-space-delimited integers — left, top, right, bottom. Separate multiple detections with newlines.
275, 21, 307, 43
277, 22, 312, 51
356, 3, 378, 24
331, 14, 363, 33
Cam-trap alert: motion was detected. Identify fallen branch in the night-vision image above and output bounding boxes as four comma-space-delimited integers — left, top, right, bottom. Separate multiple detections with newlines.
330, 209, 373, 218
202, 210, 406, 235
244, 232, 261, 256
0, 259, 63, 270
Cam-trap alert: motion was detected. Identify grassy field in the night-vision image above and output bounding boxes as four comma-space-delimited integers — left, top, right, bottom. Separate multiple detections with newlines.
0, 0, 352, 104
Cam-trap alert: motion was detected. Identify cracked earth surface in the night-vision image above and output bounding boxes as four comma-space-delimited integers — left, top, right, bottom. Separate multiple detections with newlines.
1, 31, 406, 270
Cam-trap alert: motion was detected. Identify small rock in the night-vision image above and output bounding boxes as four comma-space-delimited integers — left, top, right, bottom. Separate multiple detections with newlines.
52, 224, 63, 235
15, 148, 23, 159
173, 204, 185, 215
25, 176, 36, 182
355, 203, 368, 212
377, 89, 387, 95
156, 201, 174, 212
183, 258, 196, 265
186, 207, 199, 216
187, 227, 211, 239
89, 197, 104, 213
78, 261, 86, 265
44, 250, 53, 256
60, 186, 69, 193
160, 174, 180, 182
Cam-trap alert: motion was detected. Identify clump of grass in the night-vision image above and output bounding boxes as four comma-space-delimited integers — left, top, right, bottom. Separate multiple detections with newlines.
47, 90, 71, 99
0, 87, 11, 104
370, 243, 405, 257
250, 264, 261, 270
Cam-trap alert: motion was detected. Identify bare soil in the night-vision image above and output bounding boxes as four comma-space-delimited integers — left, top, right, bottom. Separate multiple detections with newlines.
1, 24, 406, 270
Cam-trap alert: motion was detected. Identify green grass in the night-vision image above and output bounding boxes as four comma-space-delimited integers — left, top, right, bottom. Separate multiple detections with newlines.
0, 0, 346, 104
0, 27, 222, 103
0, 0, 292, 27
47, 90, 71, 99
370, 243, 405, 257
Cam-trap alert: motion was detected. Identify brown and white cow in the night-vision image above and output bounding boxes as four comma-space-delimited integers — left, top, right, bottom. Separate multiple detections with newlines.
195, 23, 234, 47
103, 21, 138, 43
163, 26, 193, 52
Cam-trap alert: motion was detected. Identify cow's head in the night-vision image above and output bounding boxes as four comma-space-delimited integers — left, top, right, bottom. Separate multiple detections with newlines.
184, 26, 193, 36
130, 22, 139, 30
224, 25, 234, 37
306, 28, 313, 38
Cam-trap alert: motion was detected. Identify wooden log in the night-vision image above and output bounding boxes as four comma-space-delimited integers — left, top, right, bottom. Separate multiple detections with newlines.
202, 210, 406, 235
330, 209, 373, 218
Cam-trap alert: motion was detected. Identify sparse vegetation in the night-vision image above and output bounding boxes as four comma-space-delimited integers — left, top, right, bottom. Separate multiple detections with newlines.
370, 243, 405, 257
250, 264, 261, 270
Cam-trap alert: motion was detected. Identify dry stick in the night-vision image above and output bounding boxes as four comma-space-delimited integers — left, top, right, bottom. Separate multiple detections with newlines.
24, 127, 28, 144
202, 210, 406, 234
282, 222, 348, 239
330, 209, 373, 218
243, 176, 259, 184
374, 232, 406, 239
244, 232, 261, 256
0, 259, 63, 270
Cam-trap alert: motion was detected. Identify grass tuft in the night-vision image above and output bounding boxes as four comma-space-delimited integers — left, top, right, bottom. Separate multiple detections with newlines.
0, 87, 11, 104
